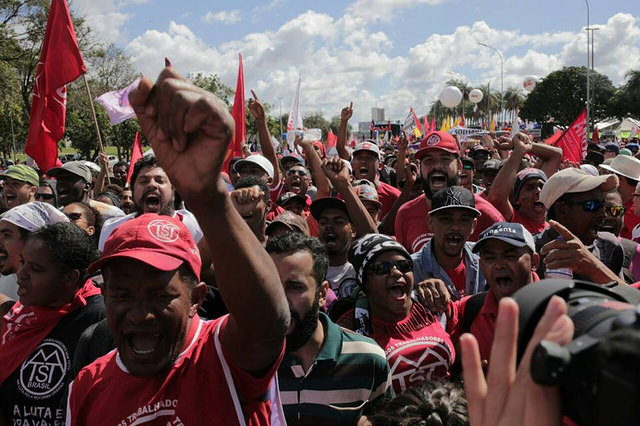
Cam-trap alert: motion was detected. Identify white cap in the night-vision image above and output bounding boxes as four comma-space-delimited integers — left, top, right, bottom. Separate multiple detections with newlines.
599, 155, 640, 180
540, 168, 619, 209
233, 154, 274, 179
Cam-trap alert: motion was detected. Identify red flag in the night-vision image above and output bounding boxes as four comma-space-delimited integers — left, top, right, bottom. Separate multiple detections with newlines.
224, 53, 245, 172
431, 117, 436, 134
327, 129, 337, 148
461, 113, 465, 128
592, 126, 599, 142
423, 116, 430, 133
25, 0, 86, 172
164, 57, 172, 67
126, 132, 143, 186
552, 110, 587, 164
411, 108, 422, 133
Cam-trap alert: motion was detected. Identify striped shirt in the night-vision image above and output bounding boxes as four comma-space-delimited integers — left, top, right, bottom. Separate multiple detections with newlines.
278, 312, 392, 426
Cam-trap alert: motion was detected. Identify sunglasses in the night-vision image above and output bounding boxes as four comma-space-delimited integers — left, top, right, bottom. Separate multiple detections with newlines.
564, 199, 604, 213
367, 259, 413, 275
66, 212, 84, 222
35, 193, 55, 200
287, 169, 308, 177
605, 205, 626, 217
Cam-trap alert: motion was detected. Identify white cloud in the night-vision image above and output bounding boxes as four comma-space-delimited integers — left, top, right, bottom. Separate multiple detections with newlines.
124, 9, 640, 125
346, 0, 449, 22
202, 10, 241, 25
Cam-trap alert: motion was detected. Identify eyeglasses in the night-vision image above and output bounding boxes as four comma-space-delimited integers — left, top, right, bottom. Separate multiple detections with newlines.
605, 205, 626, 217
287, 169, 308, 177
35, 193, 55, 200
563, 199, 604, 213
66, 212, 84, 222
367, 259, 413, 275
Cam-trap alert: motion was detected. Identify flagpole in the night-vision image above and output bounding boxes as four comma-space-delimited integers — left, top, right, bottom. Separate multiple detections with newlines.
81, 72, 109, 183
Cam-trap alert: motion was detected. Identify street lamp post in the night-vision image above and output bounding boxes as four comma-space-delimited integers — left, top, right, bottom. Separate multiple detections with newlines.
585, 0, 590, 138
478, 42, 503, 127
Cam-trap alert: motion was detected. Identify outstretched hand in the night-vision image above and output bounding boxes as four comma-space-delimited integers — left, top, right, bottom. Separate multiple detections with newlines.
247, 89, 265, 121
341, 102, 353, 122
461, 296, 573, 426
129, 67, 234, 201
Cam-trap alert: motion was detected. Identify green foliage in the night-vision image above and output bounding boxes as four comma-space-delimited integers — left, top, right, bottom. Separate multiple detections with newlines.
609, 70, 640, 119
189, 72, 234, 106
520, 66, 616, 128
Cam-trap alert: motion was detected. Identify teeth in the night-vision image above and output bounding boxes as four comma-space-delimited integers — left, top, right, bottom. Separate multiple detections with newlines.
130, 334, 160, 356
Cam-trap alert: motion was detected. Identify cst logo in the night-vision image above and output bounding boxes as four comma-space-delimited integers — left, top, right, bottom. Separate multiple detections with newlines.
18, 339, 69, 399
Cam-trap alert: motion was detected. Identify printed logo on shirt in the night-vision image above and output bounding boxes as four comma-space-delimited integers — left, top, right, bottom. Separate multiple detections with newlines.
148, 219, 181, 242
118, 400, 181, 426
18, 338, 69, 399
411, 232, 433, 253
385, 336, 453, 393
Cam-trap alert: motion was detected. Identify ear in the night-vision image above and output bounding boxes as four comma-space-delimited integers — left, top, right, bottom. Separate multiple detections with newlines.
318, 280, 329, 308
86, 225, 96, 236
427, 214, 434, 229
29, 185, 37, 197
189, 282, 207, 317
470, 217, 478, 235
64, 269, 81, 291
531, 252, 541, 271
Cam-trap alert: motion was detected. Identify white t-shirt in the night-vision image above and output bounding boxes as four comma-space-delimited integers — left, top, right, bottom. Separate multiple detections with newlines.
99, 209, 203, 251
326, 263, 357, 299
0, 274, 18, 300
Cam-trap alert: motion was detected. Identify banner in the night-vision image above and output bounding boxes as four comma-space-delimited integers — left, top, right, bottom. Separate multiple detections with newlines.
553, 110, 587, 163
402, 108, 420, 137
95, 77, 141, 125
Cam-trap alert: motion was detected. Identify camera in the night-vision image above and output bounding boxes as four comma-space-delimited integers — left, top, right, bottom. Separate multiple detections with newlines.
513, 279, 640, 426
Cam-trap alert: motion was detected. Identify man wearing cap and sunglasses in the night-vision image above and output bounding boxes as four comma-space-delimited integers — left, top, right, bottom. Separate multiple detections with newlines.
67, 67, 290, 425
599, 155, 640, 239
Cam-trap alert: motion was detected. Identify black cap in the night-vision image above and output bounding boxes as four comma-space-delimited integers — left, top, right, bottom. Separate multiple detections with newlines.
429, 186, 481, 216
310, 197, 349, 221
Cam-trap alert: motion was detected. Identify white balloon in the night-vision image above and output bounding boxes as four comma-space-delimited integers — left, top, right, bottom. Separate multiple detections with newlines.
523, 76, 537, 92
440, 86, 463, 108
469, 89, 483, 104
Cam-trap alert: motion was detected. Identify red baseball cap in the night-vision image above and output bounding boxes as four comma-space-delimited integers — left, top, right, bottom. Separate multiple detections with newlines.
415, 131, 460, 160
88, 214, 201, 280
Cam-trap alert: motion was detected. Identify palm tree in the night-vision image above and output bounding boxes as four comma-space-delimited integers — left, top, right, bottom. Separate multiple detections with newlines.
503, 86, 525, 113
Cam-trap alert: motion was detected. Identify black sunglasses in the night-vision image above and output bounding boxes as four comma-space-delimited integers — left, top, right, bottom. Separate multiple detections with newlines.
66, 212, 83, 221
367, 259, 413, 275
563, 199, 604, 213
287, 169, 308, 177
605, 205, 625, 217
35, 193, 55, 200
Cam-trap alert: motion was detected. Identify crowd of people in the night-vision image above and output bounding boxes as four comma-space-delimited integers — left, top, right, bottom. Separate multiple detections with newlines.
0, 66, 638, 425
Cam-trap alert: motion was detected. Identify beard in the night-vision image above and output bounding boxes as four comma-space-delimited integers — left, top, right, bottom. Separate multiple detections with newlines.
285, 292, 320, 353
133, 192, 176, 216
422, 170, 459, 200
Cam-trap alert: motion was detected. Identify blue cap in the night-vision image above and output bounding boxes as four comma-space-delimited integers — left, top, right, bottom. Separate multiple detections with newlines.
605, 143, 619, 155
472, 222, 535, 253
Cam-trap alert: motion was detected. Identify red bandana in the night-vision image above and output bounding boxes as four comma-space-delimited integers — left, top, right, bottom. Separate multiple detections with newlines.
0, 279, 101, 385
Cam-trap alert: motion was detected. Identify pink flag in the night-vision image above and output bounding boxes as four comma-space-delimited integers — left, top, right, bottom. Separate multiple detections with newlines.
95, 77, 141, 125
553, 110, 587, 164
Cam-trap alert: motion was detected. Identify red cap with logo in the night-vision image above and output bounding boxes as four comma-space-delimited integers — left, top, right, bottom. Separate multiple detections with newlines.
88, 213, 202, 280
415, 131, 460, 159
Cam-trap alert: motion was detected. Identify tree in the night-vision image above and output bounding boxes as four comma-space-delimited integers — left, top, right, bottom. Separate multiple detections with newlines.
520, 66, 616, 129
189, 72, 234, 107
303, 112, 330, 138
609, 70, 640, 119
503, 86, 524, 112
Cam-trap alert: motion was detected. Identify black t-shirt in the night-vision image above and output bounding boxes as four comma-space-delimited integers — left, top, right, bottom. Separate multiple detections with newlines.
0, 295, 104, 424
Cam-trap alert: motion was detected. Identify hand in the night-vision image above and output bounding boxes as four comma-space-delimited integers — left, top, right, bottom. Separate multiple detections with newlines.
247, 89, 265, 122
541, 220, 621, 284
322, 157, 351, 188
511, 133, 532, 156
482, 133, 495, 151
461, 296, 573, 426
294, 134, 313, 152
129, 67, 234, 201
230, 186, 265, 217
98, 151, 109, 170
396, 131, 408, 152
415, 278, 450, 314
403, 162, 419, 188
340, 102, 353, 122
241, 143, 252, 157
496, 136, 514, 151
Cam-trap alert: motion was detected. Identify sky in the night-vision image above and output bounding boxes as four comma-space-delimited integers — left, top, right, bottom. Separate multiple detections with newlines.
71, 0, 640, 124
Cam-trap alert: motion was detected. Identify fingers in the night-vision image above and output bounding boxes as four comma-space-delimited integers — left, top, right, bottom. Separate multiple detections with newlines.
349, 101, 353, 110
548, 220, 576, 241
129, 75, 155, 115
435, 280, 451, 308
251, 89, 259, 100
483, 298, 519, 426
461, 333, 487, 425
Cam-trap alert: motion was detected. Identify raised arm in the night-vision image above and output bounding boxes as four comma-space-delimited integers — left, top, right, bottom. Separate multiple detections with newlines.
294, 135, 331, 198
336, 102, 353, 161
129, 68, 289, 372
322, 157, 378, 236
394, 132, 408, 183
248, 90, 281, 187
487, 133, 530, 220
528, 140, 562, 179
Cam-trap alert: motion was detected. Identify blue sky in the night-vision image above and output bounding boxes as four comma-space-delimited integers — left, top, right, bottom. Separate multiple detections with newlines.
73, 0, 640, 123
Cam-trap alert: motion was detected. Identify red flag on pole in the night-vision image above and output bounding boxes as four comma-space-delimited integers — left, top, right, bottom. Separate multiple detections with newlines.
224, 53, 245, 172
411, 108, 422, 133
327, 129, 338, 148
461, 113, 465, 128
126, 132, 143, 186
25, 0, 86, 172
552, 110, 587, 164
431, 117, 436, 134
423, 116, 430, 134
592, 126, 600, 142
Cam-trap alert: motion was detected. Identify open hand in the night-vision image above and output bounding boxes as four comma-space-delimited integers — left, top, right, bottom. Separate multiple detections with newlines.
247, 89, 265, 122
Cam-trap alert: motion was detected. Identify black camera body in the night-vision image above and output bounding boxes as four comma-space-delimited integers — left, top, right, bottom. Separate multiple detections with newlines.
512, 279, 640, 426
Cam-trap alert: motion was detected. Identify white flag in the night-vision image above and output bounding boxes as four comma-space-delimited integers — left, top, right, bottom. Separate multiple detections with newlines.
511, 109, 520, 139
286, 74, 303, 151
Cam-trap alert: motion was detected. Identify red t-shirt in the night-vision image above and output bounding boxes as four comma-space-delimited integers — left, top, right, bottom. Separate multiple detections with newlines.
68, 315, 284, 426
512, 210, 548, 235
395, 193, 505, 253
376, 181, 401, 218
444, 260, 467, 295
338, 302, 454, 394
621, 199, 640, 240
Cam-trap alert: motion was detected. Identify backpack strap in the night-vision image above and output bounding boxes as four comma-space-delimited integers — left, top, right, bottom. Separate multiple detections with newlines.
462, 292, 488, 334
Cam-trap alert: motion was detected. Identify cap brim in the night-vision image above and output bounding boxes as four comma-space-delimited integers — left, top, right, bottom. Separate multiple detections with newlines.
310, 198, 348, 220
88, 250, 183, 274
472, 236, 530, 253
416, 146, 459, 160
429, 205, 481, 216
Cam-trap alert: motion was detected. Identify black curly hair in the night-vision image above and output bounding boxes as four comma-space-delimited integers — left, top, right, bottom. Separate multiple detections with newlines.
266, 232, 328, 288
